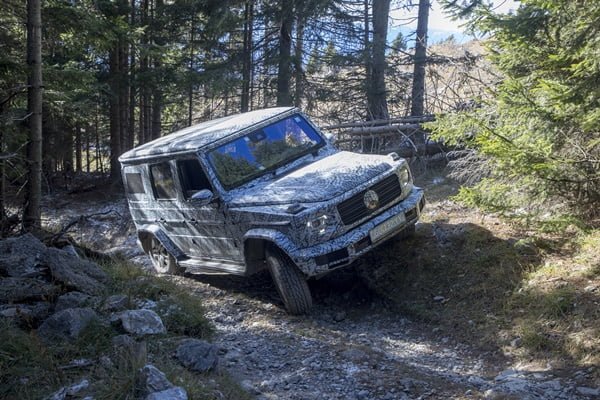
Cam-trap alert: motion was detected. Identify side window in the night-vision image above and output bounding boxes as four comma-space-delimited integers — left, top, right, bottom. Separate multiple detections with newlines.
125, 172, 145, 194
150, 162, 177, 199
177, 158, 212, 199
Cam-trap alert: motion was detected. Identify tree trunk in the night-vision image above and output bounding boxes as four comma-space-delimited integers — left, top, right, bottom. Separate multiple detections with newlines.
294, 14, 305, 108
410, 0, 430, 130
23, 0, 43, 230
188, 12, 195, 125
109, 45, 122, 180
75, 124, 82, 172
368, 0, 390, 120
241, 0, 253, 112
276, 1, 293, 106
128, 0, 136, 149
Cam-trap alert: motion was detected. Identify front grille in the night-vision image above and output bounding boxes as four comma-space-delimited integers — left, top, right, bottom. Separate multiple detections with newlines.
337, 174, 402, 225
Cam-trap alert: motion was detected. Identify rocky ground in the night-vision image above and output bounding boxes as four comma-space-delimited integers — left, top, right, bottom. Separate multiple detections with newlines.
37, 182, 599, 400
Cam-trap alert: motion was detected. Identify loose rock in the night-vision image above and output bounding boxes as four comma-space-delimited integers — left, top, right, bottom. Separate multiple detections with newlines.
176, 338, 219, 373
145, 387, 188, 400
55, 291, 95, 312
112, 309, 166, 336
37, 308, 99, 342
138, 364, 174, 395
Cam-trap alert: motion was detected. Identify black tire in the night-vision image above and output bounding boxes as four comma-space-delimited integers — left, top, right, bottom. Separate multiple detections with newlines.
148, 237, 180, 275
266, 247, 312, 315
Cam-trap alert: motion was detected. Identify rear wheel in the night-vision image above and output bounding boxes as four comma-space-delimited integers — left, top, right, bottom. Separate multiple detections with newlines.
266, 247, 312, 314
148, 237, 180, 275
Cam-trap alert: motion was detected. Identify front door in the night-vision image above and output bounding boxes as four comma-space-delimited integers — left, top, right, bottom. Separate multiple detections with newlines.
174, 158, 242, 261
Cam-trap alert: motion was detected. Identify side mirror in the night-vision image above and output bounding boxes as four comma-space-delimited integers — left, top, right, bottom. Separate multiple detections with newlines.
325, 132, 337, 146
190, 189, 214, 205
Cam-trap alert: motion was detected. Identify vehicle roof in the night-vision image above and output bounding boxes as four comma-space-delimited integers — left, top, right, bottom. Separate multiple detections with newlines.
119, 107, 295, 163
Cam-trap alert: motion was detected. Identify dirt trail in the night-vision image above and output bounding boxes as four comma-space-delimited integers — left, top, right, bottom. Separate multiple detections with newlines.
41, 182, 597, 400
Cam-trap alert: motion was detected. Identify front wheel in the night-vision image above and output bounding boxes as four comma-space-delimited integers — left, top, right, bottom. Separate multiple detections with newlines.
266, 247, 312, 315
148, 237, 180, 275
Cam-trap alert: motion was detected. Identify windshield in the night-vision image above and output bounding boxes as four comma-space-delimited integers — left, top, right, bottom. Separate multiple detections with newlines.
208, 114, 324, 189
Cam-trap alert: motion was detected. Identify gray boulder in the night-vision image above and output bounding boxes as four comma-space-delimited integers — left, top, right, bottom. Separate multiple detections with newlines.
102, 294, 129, 312
45, 247, 108, 295
0, 277, 59, 303
0, 233, 48, 278
0, 302, 52, 326
112, 309, 166, 336
145, 387, 188, 400
37, 308, 99, 342
45, 378, 90, 400
176, 339, 218, 373
138, 364, 174, 394
55, 291, 96, 312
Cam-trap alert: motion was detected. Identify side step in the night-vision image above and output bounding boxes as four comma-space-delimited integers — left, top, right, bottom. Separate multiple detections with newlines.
178, 257, 246, 275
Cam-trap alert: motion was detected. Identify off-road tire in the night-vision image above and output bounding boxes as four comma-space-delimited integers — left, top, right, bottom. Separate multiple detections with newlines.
266, 247, 312, 314
148, 237, 180, 275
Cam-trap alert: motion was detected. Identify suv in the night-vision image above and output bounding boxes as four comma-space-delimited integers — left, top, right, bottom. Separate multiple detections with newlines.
119, 107, 424, 314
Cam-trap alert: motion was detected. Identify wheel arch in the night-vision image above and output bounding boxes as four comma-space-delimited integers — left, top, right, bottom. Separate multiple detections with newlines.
136, 224, 187, 260
243, 229, 298, 276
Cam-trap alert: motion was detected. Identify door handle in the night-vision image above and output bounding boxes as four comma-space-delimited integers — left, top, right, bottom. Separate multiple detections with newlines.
156, 218, 166, 223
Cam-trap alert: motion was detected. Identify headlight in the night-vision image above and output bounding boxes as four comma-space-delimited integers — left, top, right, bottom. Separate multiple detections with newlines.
397, 166, 411, 187
306, 215, 329, 234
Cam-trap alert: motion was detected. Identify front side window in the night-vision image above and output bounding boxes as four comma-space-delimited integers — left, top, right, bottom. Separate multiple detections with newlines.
208, 114, 324, 189
150, 162, 177, 199
177, 158, 212, 198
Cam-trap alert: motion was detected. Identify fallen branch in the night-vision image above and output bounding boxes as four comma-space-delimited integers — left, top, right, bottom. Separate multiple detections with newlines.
51, 210, 123, 243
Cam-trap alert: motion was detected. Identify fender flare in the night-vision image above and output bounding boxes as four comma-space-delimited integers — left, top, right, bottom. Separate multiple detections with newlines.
243, 228, 300, 273
137, 224, 187, 261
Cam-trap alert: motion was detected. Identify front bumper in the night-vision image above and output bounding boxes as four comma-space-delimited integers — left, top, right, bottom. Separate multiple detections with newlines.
288, 187, 425, 276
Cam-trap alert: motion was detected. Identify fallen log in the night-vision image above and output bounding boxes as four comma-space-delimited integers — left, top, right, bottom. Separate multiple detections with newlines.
387, 143, 448, 158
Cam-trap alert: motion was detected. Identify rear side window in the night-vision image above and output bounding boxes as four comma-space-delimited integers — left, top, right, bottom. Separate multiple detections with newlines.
177, 158, 212, 199
125, 173, 145, 194
150, 162, 176, 199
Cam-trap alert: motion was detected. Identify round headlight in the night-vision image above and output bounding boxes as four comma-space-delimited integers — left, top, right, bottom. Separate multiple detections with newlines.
398, 166, 410, 187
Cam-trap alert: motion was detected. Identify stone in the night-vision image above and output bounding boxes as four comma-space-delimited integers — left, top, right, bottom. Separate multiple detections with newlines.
176, 338, 219, 373
138, 364, 174, 395
45, 378, 90, 400
102, 294, 129, 312
433, 295, 445, 302
0, 234, 48, 278
113, 309, 166, 336
576, 387, 600, 397
0, 277, 59, 303
0, 302, 52, 325
55, 292, 94, 312
333, 311, 347, 322
145, 387, 188, 400
37, 308, 99, 342
45, 247, 108, 295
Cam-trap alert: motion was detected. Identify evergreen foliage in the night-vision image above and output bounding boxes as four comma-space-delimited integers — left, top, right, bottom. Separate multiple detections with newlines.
429, 0, 600, 226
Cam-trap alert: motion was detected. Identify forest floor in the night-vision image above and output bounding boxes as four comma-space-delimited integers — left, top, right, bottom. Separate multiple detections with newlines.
41, 168, 600, 400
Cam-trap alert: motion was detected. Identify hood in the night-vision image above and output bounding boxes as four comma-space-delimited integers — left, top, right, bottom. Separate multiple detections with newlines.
228, 151, 392, 206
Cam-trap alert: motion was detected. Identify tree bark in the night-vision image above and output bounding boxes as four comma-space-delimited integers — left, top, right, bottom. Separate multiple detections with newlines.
108, 46, 122, 180
241, 0, 253, 112
368, 0, 390, 120
23, 0, 43, 230
75, 124, 82, 172
276, 1, 293, 106
410, 0, 430, 120
294, 13, 305, 108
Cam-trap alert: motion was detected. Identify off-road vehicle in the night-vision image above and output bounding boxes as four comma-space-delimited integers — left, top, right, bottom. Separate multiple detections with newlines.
119, 107, 425, 314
